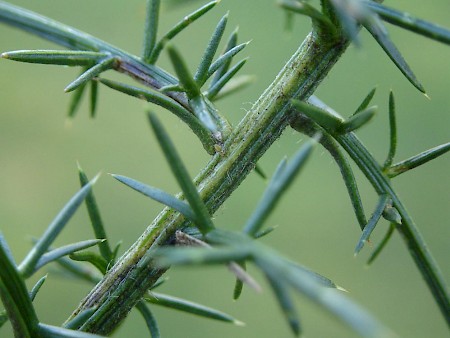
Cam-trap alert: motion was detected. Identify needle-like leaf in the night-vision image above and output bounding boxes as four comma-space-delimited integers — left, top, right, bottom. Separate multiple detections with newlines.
0, 232, 15, 265
148, 0, 220, 63
110, 241, 122, 263
365, 2, 450, 46
97, 78, 188, 120
145, 292, 244, 325
0, 241, 40, 337
328, 0, 364, 45
339, 106, 377, 133
157, 225, 391, 337
78, 164, 112, 263
158, 84, 184, 93
174, 230, 262, 293
65, 56, 116, 92
206, 58, 248, 100
209, 27, 239, 85
67, 70, 88, 118
280, 0, 337, 38
353, 86, 377, 115
35, 239, 105, 273
166, 46, 226, 135
233, 261, 245, 300
207, 41, 249, 82
136, 301, 160, 338
387, 142, 450, 178
63, 307, 97, 330
18, 174, 99, 278
56, 256, 101, 284
194, 13, 228, 86
255, 254, 394, 338
189, 95, 221, 133
324, 134, 367, 230
142, 0, 161, 63
355, 195, 389, 255
69, 251, 108, 275
98, 78, 215, 154
383, 91, 397, 169
288, 261, 343, 290
254, 226, 277, 239
291, 99, 344, 133
149, 277, 168, 290
253, 163, 267, 180
112, 174, 198, 223
148, 113, 215, 234
212, 74, 254, 101
294, 99, 376, 134
166, 45, 200, 97
243, 137, 317, 236
366, 224, 395, 266
155, 246, 251, 267
89, 80, 98, 118
283, 6, 295, 32
265, 269, 301, 336
363, 19, 425, 93
29, 275, 47, 301
301, 96, 367, 230
37, 323, 105, 338
0, 50, 108, 66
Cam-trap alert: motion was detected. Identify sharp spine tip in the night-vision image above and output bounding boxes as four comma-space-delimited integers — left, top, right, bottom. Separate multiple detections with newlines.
91, 172, 102, 184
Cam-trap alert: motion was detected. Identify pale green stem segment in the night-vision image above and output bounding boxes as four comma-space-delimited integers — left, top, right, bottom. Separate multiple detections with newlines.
67, 31, 350, 334
336, 133, 450, 323
292, 107, 450, 324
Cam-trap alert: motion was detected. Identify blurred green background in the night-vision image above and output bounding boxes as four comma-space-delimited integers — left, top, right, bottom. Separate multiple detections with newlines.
0, 1, 449, 337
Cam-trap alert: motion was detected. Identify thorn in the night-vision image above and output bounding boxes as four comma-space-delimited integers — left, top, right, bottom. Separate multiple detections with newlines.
228, 262, 262, 293
91, 172, 102, 185
233, 319, 246, 327
175, 231, 262, 292
336, 285, 349, 292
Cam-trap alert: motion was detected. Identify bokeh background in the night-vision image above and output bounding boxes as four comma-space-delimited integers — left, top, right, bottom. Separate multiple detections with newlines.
1, 1, 449, 337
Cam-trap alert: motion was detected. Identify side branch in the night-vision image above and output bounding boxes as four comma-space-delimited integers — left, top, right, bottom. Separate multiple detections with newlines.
0, 2, 188, 107
292, 115, 450, 326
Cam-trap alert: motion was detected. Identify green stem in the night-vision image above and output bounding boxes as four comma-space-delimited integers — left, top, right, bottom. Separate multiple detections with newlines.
292, 103, 449, 325
66, 31, 349, 334
336, 133, 450, 325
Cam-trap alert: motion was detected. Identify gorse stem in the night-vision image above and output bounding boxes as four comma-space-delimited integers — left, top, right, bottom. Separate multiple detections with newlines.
1, 1, 449, 337
68, 30, 351, 334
